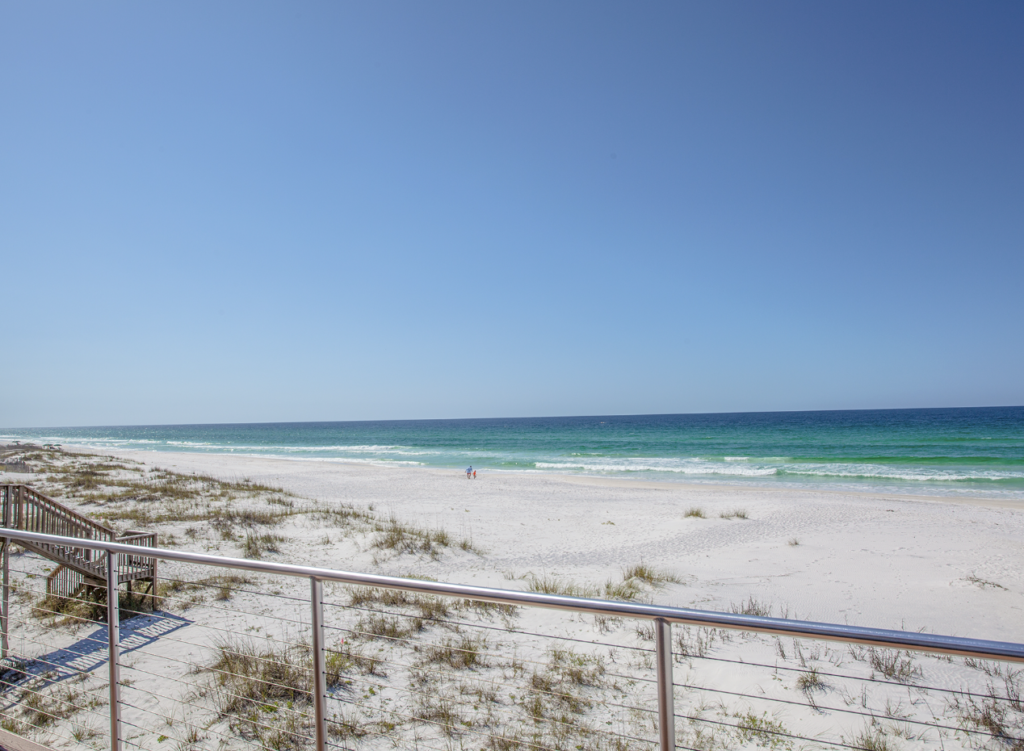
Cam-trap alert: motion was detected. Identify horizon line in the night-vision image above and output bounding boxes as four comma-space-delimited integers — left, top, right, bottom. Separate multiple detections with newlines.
3, 404, 1022, 432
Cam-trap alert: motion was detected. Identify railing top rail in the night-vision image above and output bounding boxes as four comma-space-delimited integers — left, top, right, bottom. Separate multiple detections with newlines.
4, 527, 1023, 664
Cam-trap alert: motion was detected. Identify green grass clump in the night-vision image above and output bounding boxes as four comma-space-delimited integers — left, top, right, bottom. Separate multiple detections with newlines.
796, 667, 829, 694
422, 635, 488, 670
684, 507, 706, 518
730, 596, 773, 617
371, 515, 479, 558
868, 649, 922, 683
524, 574, 598, 598
719, 509, 749, 519
621, 561, 681, 586
242, 532, 284, 559
736, 711, 794, 751
353, 612, 423, 640
850, 723, 898, 751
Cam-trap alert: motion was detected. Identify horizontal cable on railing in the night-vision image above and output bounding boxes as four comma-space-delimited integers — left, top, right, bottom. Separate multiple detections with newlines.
117, 712, 239, 751
118, 694, 313, 747
112, 602, 313, 652
321, 670, 659, 749
0, 641, 106, 681
321, 621, 657, 689
0, 708, 77, 744
7, 581, 112, 608
158, 572, 309, 604
10, 599, 108, 627
118, 713, 296, 751
675, 710, 876, 751
327, 683, 661, 751
324, 697, 568, 751
146, 589, 314, 627
118, 644, 314, 699
119, 663, 313, 724
324, 597, 658, 654
320, 617, 647, 677
0, 682, 109, 725
671, 676, 996, 739
320, 642, 659, 719
672, 646, 1021, 702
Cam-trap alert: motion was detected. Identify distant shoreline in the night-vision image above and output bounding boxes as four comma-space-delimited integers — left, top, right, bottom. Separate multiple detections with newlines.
5, 405, 1023, 501
44, 443, 1022, 511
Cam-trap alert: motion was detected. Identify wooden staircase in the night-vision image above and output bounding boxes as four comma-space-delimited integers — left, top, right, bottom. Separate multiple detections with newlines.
0, 484, 157, 603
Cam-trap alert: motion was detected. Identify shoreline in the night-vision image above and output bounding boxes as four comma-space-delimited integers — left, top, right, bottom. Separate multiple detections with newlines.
58, 442, 1024, 511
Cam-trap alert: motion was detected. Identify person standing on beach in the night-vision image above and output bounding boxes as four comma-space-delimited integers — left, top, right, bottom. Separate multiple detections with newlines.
466, 465, 472, 479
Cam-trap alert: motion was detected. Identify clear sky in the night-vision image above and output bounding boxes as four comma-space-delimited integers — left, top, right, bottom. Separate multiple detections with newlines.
2, 2, 1022, 427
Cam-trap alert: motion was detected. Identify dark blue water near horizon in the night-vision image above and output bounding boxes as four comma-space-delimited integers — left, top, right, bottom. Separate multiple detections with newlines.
4, 406, 1023, 499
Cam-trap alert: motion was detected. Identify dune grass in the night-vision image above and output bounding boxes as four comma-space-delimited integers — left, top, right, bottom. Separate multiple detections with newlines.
719, 509, 749, 520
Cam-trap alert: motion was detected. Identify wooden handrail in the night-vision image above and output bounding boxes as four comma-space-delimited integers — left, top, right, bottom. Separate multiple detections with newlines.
2, 485, 157, 587
10, 485, 114, 540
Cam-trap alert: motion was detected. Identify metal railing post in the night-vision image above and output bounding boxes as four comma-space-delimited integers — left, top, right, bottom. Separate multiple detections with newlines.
311, 577, 327, 751
107, 550, 121, 751
2, 486, 10, 659
655, 618, 675, 751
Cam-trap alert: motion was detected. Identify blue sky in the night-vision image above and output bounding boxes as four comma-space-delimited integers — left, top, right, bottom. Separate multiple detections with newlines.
2, 2, 1022, 427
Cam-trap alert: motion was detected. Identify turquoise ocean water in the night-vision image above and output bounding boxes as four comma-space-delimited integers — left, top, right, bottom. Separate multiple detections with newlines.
3, 407, 1023, 500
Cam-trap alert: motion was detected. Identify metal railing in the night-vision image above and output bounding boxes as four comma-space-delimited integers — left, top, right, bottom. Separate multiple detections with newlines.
2, 528, 1024, 751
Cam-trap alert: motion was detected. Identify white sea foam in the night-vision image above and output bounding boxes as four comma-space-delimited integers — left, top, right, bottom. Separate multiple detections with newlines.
532, 459, 779, 477
779, 464, 1024, 483
529, 457, 1024, 483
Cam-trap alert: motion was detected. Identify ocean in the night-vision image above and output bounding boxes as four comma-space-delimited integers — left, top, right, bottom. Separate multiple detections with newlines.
3, 407, 1023, 500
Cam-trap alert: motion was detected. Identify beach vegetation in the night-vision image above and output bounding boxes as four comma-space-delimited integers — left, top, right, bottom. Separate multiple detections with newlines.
421, 635, 488, 670
684, 507, 706, 518
867, 649, 922, 684
946, 667, 1024, 750
719, 509, 749, 519
675, 627, 723, 659
730, 596, 773, 617
621, 561, 681, 586
32, 582, 155, 627
205, 637, 349, 748
372, 514, 480, 558
326, 640, 385, 678
242, 532, 285, 559
354, 611, 423, 640
7, 677, 98, 730
414, 692, 466, 738
634, 622, 655, 641
735, 711, 793, 750
159, 573, 257, 608
525, 647, 608, 721
346, 586, 517, 631
525, 574, 599, 598
604, 577, 647, 601
965, 574, 1007, 590
70, 721, 99, 742
796, 666, 829, 694
484, 727, 526, 750
848, 722, 898, 751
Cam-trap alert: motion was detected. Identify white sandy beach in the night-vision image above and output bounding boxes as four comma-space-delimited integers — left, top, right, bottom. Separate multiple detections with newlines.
99, 449, 1024, 643
4, 447, 1024, 751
